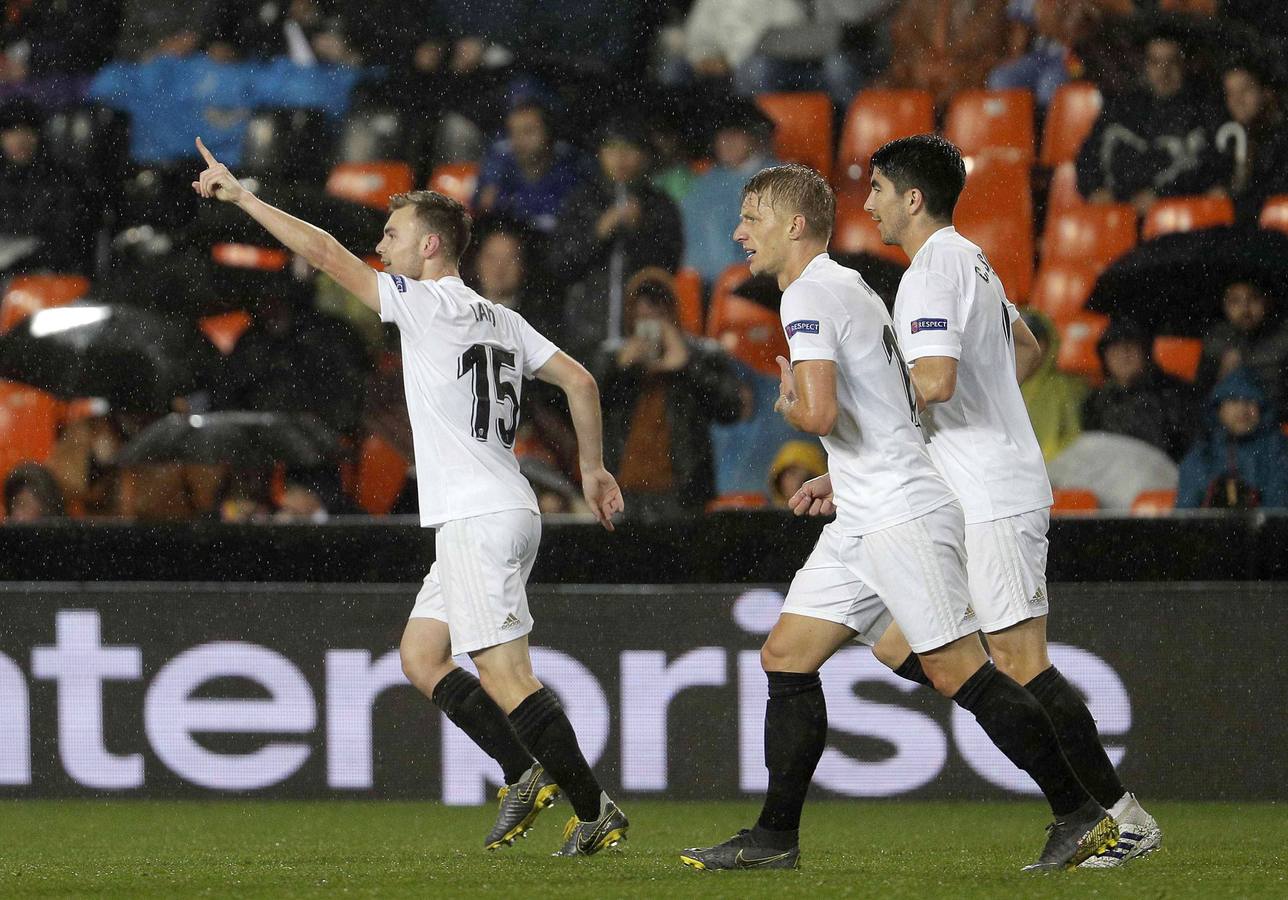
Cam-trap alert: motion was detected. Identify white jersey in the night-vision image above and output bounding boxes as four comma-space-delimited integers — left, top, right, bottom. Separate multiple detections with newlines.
893, 226, 1053, 524
377, 271, 558, 528
782, 253, 955, 536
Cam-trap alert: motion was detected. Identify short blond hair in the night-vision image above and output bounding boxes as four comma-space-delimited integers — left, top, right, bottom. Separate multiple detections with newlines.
741, 163, 835, 240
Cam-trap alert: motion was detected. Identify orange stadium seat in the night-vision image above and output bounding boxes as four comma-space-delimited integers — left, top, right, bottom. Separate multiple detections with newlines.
710, 262, 751, 311
707, 263, 787, 377
1041, 204, 1138, 271
1046, 161, 1085, 219
428, 161, 479, 208
673, 267, 704, 335
1141, 195, 1234, 240
1029, 264, 1098, 323
199, 310, 253, 355
832, 187, 909, 263
211, 243, 288, 271
755, 92, 834, 181
955, 156, 1034, 301
0, 381, 61, 482
1153, 335, 1202, 382
0, 274, 90, 334
326, 161, 414, 210
1040, 81, 1103, 168
1051, 487, 1099, 514
1132, 488, 1177, 515
1057, 311, 1109, 383
944, 89, 1036, 164
1258, 195, 1288, 233
354, 433, 408, 515
705, 491, 769, 513
836, 88, 934, 185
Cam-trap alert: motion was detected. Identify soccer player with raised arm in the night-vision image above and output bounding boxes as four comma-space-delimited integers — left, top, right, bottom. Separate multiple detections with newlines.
192, 138, 628, 857
678, 164, 1116, 874
846, 133, 1159, 867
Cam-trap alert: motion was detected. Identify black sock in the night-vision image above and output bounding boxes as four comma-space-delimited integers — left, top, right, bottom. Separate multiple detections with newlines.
756, 671, 826, 835
431, 668, 533, 784
508, 687, 602, 822
1025, 666, 1126, 810
953, 662, 1090, 817
893, 653, 932, 686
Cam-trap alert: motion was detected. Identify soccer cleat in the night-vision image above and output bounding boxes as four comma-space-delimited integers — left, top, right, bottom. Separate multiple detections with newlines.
551, 793, 629, 857
1079, 793, 1162, 868
1022, 799, 1119, 873
484, 763, 560, 850
679, 829, 801, 871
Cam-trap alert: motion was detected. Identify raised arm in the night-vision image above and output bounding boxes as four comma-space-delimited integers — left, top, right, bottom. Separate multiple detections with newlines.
533, 350, 624, 530
191, 137, 379, 312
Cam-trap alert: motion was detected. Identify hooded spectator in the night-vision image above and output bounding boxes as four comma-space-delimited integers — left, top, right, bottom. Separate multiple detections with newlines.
1082, 317, 1196, 460
1177, 367, 1288, 508
1019, 310, 1088, 461
767, 440, 827, 508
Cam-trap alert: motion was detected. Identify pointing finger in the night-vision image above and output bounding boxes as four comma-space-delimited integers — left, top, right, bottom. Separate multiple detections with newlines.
776, 355, 791, 377
195, 136, 218, 166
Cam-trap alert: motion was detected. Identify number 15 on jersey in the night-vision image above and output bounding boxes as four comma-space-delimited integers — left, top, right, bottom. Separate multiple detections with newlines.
458, 343, 519, 448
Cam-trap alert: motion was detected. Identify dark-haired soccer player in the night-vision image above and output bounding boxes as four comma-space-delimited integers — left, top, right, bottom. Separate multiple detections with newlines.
192, 137, 628, 857
679, 163, 1116, 874
848, 133, 1160, 867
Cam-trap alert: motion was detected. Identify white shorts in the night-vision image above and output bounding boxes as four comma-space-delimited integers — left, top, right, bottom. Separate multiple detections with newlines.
965, 508, 1051, 633
410, 508, 540, 656
782, 502, 978, 654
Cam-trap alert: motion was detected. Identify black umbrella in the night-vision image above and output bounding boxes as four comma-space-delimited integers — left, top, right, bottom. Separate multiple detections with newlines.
0, 302, 205, 410
117, 411, 340, 468
1086, 227, 1288, 336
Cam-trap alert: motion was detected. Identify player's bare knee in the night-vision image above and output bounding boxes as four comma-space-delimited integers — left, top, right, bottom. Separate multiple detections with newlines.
987, 641, 1049, 684
399, 643, 451, 694
760, 636, 804, 673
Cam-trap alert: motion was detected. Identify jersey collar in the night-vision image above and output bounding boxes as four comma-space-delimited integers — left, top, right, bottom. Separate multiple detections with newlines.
801, 252, 830, 277
910, 225, 957, 265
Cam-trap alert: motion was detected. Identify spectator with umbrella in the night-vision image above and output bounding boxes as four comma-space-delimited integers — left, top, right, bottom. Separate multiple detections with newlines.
1088, 226, 1288, 422
1195, 280, 1288, 422
1082, 317, 1197, 461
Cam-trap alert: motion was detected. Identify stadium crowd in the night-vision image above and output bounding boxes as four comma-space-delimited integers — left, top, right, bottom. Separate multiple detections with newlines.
2, 0, 1287, 523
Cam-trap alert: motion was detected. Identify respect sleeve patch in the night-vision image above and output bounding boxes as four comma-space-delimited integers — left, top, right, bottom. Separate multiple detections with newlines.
392, 275, 407, 292
910, 317, 948, 333
785, 319, 820, 337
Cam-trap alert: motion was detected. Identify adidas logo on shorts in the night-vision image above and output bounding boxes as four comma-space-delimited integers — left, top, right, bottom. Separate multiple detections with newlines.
501, 613, 521, 630
1031, 587, 1046, 605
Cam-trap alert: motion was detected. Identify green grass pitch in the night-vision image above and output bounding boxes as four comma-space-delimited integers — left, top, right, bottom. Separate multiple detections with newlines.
1, 800, 1281, 898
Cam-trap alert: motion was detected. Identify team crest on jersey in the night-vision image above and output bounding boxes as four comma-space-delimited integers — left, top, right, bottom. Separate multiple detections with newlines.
910, 317, 948, 333
392, 275, 407, 292
785, 319, 820, 337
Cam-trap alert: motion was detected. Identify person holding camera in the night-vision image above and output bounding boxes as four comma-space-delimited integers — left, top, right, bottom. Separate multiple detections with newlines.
595, 268, 743, 519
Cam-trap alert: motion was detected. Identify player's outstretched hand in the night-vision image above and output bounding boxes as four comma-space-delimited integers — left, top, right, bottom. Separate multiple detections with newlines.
789, 473, 835, 517
191, 137, 246, 204
581, 466, 624, 531
773, 355, 797, 417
